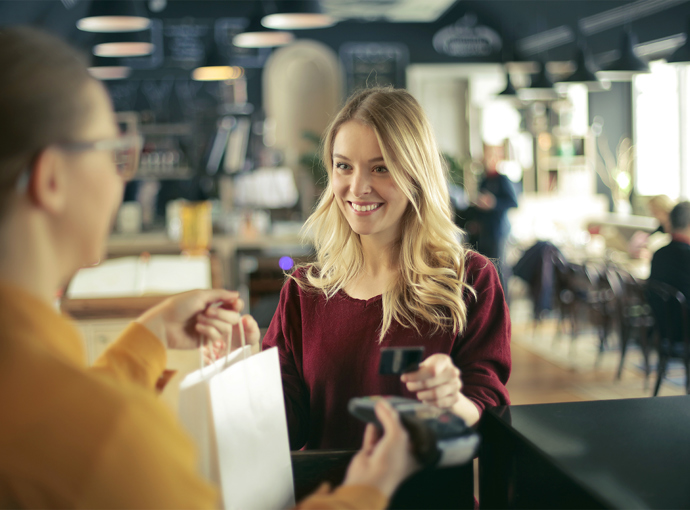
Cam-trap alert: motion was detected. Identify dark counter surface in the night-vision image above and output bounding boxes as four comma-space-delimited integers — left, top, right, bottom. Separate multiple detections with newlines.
480, 395, 690, 509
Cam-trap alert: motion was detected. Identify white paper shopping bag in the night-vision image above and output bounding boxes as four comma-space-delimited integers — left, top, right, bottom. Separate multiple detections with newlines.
210, 347, 295, 510
178, 345, 252, 487
178, 343, 294, 510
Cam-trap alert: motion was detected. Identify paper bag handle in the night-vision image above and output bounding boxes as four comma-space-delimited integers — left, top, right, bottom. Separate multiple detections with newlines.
198, 305, 248, 371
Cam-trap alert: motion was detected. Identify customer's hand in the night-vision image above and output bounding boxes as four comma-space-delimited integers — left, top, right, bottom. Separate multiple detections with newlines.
342, 401, 419, 498
135, 289, 260, 351
402, 354, 480, 426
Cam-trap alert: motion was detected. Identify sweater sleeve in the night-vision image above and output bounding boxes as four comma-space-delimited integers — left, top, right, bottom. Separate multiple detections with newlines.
89, 322, 167, 391
294, 483, 388, 510
453, 253, 511, 412
262, 276, 311, 450
78, 393, 218, 509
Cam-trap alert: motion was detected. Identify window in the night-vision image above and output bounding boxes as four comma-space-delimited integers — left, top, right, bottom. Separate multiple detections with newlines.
634, 60, 690, 200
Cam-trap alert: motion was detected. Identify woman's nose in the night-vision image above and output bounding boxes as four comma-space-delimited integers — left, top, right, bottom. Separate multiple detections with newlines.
350, 169, 371, 197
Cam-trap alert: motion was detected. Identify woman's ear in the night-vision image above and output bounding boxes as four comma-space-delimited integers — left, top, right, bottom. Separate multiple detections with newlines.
28, 147, 67, 214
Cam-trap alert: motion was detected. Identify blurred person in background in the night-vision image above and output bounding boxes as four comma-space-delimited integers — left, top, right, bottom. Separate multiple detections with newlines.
471, 143, 518, 290
628, 194, 675, 259
650, 201, 690, 302
0, 26, 417, 509
648, 194, 674, 234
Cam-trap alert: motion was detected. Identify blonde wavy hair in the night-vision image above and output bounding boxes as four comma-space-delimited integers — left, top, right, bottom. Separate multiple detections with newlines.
294, 87, 475, 342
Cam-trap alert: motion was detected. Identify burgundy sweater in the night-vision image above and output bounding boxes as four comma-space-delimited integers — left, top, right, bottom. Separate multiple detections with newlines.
262, 251, 511, 450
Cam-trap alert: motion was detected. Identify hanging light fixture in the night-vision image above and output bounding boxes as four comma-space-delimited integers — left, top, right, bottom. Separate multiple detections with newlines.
233, 16, 294, 48
192, 42, 244, 81
94, 42, 154, 57
261, 0, 336, 30
518, 61, 558, 101
667, 17, 690, 64
497, 71, 518, 97
91, 28, 154, 58
192, 66, 244, 82
555, 45, 610, 92
77, 1, 150, 33
88, 56, 132, 80
597, 30, 650, 81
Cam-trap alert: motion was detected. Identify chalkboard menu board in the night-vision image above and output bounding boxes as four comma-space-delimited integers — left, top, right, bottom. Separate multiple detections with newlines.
340, 42, 409, 93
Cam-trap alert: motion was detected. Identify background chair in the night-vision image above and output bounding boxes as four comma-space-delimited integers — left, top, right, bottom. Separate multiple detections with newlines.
645, 279, 690, 396
608, 266, 653, 383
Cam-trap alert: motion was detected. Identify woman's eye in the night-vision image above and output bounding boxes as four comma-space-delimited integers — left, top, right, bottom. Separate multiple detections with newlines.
335, 162, 350, 171
373, 166, 389, 173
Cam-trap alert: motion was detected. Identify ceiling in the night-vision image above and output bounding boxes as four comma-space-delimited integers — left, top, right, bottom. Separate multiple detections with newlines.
0, 0, 687, 70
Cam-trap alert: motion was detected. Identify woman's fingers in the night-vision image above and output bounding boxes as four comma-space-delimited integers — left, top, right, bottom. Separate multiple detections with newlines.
400, 354, 463, 409
415, 378, 462, 402
361, 423, 379, 454
240, 315, 261, 346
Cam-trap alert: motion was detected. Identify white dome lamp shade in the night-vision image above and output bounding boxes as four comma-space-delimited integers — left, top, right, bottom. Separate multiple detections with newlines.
77, 0, 151, 33
261, 0, 336, 30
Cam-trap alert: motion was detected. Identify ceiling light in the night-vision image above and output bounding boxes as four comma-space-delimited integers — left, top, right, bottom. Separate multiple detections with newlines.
667, 18, 690, 64
518, 62, 559, 101
192, 66, 244, 82
556, 46, 610, 92
78, 16, 151, 33
497, 71, 518, 97
93, 42, 154, 58
233, 30, 294, 48
261, 1, 336, 30
88, 66, 132, 80
77, 1, 150, 33
597, 31, 650, 81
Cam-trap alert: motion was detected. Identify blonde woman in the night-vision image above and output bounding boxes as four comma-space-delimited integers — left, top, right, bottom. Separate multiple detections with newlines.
0, 28, 416, 509
263, 87, 511, 450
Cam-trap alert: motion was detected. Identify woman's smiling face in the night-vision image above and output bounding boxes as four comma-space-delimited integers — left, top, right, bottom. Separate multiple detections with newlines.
331, 120, 409, 244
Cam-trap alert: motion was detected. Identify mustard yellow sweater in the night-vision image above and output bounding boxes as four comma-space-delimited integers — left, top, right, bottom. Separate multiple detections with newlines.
0, 281, 386, 510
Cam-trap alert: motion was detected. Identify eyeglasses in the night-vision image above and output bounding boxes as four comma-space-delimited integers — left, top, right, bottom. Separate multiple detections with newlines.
14, 134, 144, 193
56, 134, 144, 181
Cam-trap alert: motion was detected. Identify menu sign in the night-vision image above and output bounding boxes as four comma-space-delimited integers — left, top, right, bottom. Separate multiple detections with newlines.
433, 13, 502, 58
340, 42, 409, 93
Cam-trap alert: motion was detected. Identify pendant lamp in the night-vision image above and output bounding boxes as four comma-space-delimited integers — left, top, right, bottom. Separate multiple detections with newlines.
88, 56, 132, 80
597, 30, 650, 81
233, 16, 294, 48
77, 1, 150, 32
498, 71, 518, 97
261, 0, 336, 30
667, 18, 690, 64
556, 46, 610, 91
518, 62, 558, 101
192, 43, 243, 81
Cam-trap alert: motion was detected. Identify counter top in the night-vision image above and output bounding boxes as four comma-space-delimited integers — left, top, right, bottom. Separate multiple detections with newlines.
480, 396, 690, 509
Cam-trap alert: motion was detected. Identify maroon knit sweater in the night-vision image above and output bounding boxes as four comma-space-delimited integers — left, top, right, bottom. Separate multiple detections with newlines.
262, 251, 511, 450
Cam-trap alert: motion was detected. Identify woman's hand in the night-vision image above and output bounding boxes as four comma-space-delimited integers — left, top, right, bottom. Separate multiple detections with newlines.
135, 289, 260, 352
342, 401, 419, 497
402, 354, 480, 426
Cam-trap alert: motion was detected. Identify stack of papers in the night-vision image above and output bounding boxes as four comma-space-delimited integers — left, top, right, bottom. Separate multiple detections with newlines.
67, 255, 212, 299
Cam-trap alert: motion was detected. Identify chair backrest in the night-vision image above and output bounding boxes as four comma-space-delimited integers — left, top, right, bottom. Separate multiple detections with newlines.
645, 279, 689, 353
